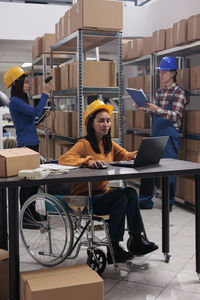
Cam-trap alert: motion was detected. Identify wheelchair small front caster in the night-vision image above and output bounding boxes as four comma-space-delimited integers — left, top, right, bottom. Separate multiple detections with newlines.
164, 253, 171, 263
87, 249, 107, 275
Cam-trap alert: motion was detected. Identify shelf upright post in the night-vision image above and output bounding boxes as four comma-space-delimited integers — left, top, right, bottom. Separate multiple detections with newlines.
77, 29, 83, 138
153, 53, 158, 99
118, 31, 123, 146
42, 54, 50, 160
50, 49, 56, 159
150, 54, 154, 103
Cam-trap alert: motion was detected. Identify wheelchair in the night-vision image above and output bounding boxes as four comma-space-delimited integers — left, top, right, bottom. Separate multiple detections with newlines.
19, 182, 118, 275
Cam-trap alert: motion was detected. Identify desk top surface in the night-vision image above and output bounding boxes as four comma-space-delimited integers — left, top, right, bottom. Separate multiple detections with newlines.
0, 158, 200, 188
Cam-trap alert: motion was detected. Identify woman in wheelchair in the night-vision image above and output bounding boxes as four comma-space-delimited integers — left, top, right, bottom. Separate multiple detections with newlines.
58, 100, 158, 264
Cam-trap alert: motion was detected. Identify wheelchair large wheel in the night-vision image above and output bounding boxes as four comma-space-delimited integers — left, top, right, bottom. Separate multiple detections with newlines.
87, 249, 107, 275
20, 193, 74, 266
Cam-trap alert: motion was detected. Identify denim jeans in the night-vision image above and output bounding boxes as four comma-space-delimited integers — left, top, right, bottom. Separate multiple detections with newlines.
92, 187, 144, 241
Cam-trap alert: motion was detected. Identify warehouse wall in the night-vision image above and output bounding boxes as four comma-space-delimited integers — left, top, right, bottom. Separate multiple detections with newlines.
124, 0, 200, 37
1, 0, 200, 39
0, 2, 71, 40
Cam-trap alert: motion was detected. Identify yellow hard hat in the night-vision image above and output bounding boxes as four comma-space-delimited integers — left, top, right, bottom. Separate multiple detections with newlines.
84, 100, 113, 125
4, 66, 29, 88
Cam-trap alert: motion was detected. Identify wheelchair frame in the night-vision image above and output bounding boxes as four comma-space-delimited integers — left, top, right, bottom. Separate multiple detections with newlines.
20, 182, 118, 275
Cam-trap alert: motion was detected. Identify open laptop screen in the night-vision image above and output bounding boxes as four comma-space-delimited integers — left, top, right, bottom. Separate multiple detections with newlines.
111, 136, 169, 168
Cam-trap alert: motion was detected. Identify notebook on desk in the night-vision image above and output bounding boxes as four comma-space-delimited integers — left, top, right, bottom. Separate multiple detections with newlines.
111, 136, 169, 168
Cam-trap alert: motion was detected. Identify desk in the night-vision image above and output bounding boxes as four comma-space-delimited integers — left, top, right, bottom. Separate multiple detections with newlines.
0, 158, 200, 300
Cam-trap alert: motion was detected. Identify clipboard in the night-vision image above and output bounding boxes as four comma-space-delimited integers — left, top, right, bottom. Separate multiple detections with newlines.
126, 88, 148, 107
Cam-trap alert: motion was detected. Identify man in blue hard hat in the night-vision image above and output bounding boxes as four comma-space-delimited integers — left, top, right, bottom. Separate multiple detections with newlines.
135, 56, 186, 211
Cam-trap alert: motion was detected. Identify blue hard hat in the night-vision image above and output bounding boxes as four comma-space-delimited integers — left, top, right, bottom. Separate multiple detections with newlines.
156, 56, 177, 70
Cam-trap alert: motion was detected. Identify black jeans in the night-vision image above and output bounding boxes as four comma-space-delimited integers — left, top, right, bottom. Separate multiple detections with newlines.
92, 187, 144, 242
19, 144, 39, 209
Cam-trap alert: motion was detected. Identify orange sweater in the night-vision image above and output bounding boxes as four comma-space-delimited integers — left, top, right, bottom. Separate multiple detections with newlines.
59, 138, 137, 195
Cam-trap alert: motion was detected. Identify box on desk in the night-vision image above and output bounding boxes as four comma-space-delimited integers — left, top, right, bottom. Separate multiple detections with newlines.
0, 148, 40, 177
0, 249, 9, 300
20, 264, 103, 300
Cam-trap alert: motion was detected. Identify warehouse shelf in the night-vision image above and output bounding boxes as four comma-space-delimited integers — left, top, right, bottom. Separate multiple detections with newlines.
52, 87, 120, 97
126, 128, 151, 135
32, 53, 74, 67
187, 89, 200, 96
183, 133, 200, 140
123, 54, 152, 66
155, 40, 200, 58
50, 28, 123, 149
51, 30, 121, 53
54, 134, 77, 144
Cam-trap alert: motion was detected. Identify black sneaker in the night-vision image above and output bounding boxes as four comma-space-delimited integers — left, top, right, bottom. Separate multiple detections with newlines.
127, 233, 158, 256
107, 242, 134, 265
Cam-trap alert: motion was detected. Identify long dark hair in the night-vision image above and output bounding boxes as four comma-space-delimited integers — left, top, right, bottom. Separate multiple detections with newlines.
171, 70, 177, 83
10, 74, 29, 103
85, 109, 112, 154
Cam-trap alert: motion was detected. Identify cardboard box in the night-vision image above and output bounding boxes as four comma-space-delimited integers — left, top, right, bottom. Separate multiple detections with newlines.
70, 0, 123, 33
60, 63, 69, 90
125, 110, 135, 128
21, 264, 103, 300
190, 65, 200, 89
42, 33, 56, 54
173, 19, 188, 46
122, 39, 131, 61
166, 28, 174, 49
152, 29, 166, 52
64, 9, 71, 37
144, 75, 151, 94
32, 37, 42, 61
38, 136, 53, 160
134, 110, 150, 129
0, 148, 40, 177
71, 111, 78, 138
142, 36, 152, 56
59, 16, 65, 41
185, 139, 200, 163
0, 249, 9, 300
176, 68, 190, 90
111, 111, 119, 138
50, 67, 61, 91
127, 39, 143, 60
128, 77, 137, 89
70, 61, 116, 88
64, 111, 72, 137
187, 14, 200, 42
185, 110, 200, 134
123, 133, 134, 152
55, 21, 59, 43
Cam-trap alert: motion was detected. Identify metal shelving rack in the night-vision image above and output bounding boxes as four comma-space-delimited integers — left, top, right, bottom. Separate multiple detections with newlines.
31, 53, 74, 159
122, 53, 154, 139
155, 39, 200, 141
50, 29, 123, 145
123, 40, 200, 142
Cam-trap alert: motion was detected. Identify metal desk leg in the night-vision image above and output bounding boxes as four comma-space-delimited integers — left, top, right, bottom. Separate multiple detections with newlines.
0, 188, 8, 250
162, 176, 171, 263
8, 187, 19, 300
195, 174, 200, 279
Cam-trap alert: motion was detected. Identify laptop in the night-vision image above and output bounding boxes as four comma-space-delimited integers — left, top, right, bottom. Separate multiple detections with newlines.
111, 136, 169, 168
